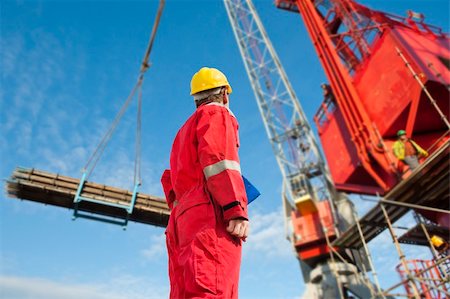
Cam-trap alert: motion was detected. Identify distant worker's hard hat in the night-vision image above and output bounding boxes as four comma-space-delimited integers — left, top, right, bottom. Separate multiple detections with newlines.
190, 67, 232, 96
431, 235, 446, 249
397, 130, 406, 137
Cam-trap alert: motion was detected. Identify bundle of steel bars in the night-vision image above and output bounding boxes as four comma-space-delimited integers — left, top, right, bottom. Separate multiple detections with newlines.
5, 167, 170, 227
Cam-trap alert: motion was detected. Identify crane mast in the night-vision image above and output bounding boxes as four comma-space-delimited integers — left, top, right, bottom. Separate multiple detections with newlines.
223, 0, 336, 220
224, 1, 381, 298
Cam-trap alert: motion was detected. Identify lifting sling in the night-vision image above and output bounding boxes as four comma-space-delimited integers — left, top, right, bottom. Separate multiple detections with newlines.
73, 0, 165, 228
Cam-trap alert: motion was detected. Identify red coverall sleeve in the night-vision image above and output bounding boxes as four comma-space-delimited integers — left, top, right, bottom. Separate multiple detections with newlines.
196, 106, 248, 222
161, 169, 176, 210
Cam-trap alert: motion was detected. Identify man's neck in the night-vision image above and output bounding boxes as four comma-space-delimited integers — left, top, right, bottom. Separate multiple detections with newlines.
196, 99, 214, 108
196, 99, 223, 108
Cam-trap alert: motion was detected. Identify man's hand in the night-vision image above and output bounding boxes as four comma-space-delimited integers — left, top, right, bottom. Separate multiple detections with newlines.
227, 218, 249, 241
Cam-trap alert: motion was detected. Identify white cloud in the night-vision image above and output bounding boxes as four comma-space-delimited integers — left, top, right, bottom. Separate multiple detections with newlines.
15, 121, 33, 155
244, 209, 293, 258
1, 26, 164, 200
0, 35, 23, 76
0, 276, 121, 299
3, 30, 64, 118
0, 275, 168, 299
141, 233, 166, 260
1, 30, 70, 173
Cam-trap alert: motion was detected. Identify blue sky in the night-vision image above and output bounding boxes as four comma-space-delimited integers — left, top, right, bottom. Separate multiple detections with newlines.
1, 0, 448, 298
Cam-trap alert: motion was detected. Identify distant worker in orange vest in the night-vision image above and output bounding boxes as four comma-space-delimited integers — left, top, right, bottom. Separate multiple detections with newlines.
392, 130, 428, 171
161, 67, 249, 299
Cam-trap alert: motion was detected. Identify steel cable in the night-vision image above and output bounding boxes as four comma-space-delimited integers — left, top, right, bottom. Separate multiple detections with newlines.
82, 0, 165, 183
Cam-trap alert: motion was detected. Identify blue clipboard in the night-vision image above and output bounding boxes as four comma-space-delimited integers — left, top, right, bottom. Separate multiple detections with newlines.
242, 175, 260, 204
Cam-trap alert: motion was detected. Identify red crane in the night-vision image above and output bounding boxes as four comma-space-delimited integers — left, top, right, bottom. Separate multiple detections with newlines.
275, 0, 450, 297
276, 0, 449, 196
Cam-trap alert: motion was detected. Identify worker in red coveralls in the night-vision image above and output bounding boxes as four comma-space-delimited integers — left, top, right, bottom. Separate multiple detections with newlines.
161, 67, 249, 299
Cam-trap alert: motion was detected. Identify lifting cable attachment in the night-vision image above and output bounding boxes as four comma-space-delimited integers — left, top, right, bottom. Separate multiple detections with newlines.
73, 0, 165, 228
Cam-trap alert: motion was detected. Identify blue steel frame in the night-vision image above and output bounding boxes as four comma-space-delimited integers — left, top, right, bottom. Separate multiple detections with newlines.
72, 172, 140, 228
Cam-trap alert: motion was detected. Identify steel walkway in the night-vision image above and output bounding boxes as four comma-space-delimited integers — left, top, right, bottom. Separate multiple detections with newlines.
333, 140, 449, 249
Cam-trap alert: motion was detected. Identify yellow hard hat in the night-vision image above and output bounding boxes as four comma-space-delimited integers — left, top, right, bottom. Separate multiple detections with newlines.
190, 67, 232, 95
431, 235, 445, 249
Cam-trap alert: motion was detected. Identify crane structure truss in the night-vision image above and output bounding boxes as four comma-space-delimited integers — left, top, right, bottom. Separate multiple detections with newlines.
223, 0, 336, 212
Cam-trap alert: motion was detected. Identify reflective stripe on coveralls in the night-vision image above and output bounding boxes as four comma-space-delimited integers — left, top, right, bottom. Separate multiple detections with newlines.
203, 159, 241, 179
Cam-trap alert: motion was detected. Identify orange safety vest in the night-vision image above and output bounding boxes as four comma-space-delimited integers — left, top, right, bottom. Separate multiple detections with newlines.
392, 139, 428, 160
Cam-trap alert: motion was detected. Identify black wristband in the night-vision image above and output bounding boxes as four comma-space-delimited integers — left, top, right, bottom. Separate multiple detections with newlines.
223, 201, 240, 211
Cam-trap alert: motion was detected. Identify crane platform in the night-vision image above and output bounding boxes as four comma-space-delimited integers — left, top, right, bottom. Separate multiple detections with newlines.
5, 167, 170, 227
332, 140, 449, 249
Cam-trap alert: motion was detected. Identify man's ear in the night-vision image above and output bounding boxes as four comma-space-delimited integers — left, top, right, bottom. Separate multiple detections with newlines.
222, 89, 229, 105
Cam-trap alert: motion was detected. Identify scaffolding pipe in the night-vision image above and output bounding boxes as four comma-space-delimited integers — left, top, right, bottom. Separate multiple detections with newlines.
409, 275, 450, 297
380, 203, 422, 299
383, 255, 450, 295
352, 209, 385, 298
361, 197, 450, 214
383, 293, 410, 298
415, 212, 448, 279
